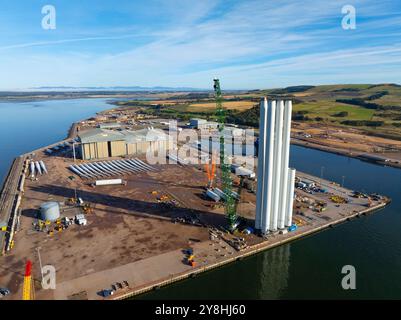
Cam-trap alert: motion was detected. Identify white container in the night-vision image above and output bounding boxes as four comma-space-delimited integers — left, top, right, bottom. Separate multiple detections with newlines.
206, 189, 220, 202
213, 188, 227, 201
235, 166, 255, 178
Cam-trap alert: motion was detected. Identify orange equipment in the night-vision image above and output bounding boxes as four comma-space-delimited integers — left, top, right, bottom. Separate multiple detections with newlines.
205, 153, 217, 188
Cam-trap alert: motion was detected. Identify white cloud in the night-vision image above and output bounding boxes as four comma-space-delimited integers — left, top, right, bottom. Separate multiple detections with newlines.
0, 0, 400, 89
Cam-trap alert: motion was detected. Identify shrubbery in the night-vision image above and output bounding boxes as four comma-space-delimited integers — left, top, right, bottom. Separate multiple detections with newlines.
341, 120, 384, 127
333, 111, 349, 117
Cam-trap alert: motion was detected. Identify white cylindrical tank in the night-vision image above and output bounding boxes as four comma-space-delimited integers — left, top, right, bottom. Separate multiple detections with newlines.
261, 100, 276, 233
270, 100, 284, 231
40, 160, 48, 174
285, 168, 296, 227
206, 189, 220, 202
35, 161, 42, 175
278, 100, 293, 229
213, 188, 225, 200
30, 161, 35, 178
18, 174, 26, 192
255, 98, 267, 231
40, 202, 60, 222
95, 179, 123, 186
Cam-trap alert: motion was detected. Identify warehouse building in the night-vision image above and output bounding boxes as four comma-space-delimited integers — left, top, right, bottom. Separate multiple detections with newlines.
78, 128, 171, 160
98, 122, 121, 129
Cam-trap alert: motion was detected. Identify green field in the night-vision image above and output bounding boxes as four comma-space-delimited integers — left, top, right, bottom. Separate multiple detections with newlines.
115, 83, 401, 139
293, 101, 376, 121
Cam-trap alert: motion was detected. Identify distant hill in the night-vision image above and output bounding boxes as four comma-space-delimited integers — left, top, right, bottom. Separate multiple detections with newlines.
30, 86, 206, 92
230, 84, 401, 138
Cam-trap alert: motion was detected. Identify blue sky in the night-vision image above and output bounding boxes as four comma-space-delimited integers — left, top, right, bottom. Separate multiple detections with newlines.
0, 0, 400, 90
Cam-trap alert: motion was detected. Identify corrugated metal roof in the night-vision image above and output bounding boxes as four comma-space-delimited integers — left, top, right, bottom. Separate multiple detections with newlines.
79, 128, 125, 143
79, 128, 169, 144
98, 122, 122, 129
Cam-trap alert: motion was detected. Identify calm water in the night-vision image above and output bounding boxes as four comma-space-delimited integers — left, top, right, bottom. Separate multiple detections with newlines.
0, 99, 112, 182
0, 99, 400, 299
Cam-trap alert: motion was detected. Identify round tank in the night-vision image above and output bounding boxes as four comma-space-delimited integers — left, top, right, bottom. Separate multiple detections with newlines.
40, 202, 60, 222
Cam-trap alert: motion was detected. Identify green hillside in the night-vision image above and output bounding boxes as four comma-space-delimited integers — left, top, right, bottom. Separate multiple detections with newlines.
231, 84, 401, 139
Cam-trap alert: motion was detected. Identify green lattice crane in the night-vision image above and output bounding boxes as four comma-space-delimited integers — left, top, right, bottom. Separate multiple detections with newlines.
213, 78, 237, 230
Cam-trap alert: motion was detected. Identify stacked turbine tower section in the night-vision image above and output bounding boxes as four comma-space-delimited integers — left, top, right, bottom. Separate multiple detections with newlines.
255, 98, 296, 234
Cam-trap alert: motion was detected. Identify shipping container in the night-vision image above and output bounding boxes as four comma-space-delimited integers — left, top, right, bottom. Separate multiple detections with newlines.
95, 179, 124, 186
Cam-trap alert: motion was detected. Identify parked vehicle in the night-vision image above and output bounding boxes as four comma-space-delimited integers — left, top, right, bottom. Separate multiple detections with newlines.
0, 288, 11, 297
102, 289, 114, 297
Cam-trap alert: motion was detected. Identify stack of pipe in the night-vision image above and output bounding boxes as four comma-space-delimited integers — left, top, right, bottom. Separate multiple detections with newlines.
255, 98, 296, 234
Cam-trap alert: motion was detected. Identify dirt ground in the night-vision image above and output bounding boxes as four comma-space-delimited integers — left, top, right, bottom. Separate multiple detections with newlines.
0, 142, 379, 300
293, 122, 401, 160
1, 152, 240, 299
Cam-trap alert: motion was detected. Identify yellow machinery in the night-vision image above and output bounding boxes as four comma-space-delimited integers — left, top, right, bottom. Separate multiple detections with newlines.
157, 195, 169, 202
67, 197, 77, 206
83, 203, 92, 214
293, 216, 306, 227
330, 195, 346, 204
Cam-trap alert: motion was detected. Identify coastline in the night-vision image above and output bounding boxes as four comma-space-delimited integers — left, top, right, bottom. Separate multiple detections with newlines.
113, 200, 388, 300
291, 138, 401, 170
0, 107, 393, 300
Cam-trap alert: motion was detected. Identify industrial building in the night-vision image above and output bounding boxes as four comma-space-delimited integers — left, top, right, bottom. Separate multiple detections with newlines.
78, 128, 171, 160
255, 98, 296, 234
189, 118, 219, 130
98, 122, 121, 129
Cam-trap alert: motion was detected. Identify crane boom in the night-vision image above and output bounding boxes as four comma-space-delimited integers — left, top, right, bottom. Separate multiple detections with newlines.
22, 260, 34, 300
213, 79, 237, 230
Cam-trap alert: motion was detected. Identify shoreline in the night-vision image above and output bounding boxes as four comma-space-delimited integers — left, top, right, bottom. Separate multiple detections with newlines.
113, 200, 388, 300
0, 109, 393, 300
291, 138, 401, 170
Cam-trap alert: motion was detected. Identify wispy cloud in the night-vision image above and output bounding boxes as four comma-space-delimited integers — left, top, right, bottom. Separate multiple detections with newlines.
0, 0, 400, 89
0, 34, 154, 51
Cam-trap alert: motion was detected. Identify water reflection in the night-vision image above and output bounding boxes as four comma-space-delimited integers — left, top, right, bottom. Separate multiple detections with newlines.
257, 245, 290, 299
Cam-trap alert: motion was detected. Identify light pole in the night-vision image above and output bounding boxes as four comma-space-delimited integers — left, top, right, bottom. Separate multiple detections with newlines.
72, 142, 76, 163
36, 247, 44, 283
320, 166, 325, 185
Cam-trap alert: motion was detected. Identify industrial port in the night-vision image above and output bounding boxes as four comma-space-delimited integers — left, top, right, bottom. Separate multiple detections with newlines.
0, 87, 389, 300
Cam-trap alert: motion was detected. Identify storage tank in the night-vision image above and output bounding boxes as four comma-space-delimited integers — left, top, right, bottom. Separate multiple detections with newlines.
40, 202, 60, 222
206, 189, 220, 202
